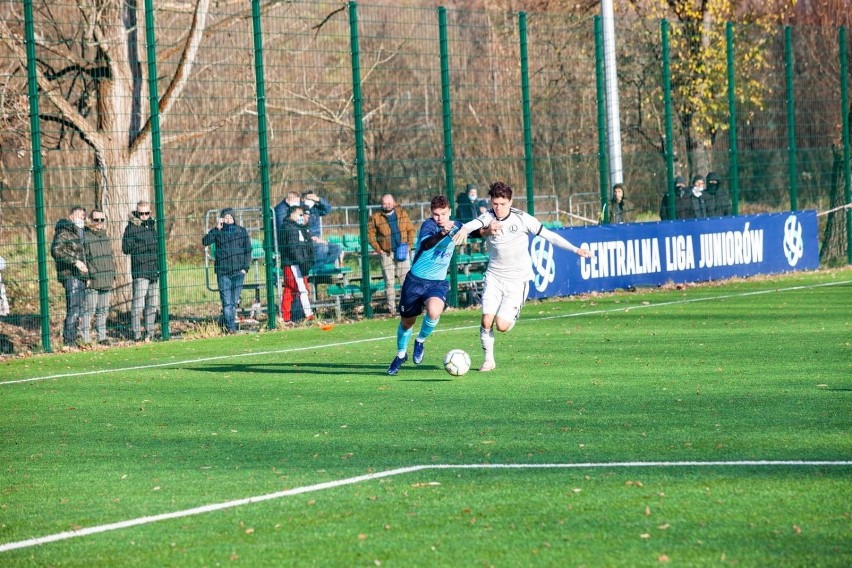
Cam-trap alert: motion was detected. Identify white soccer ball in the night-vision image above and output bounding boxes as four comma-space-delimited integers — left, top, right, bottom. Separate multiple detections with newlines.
443, 349, 471, 376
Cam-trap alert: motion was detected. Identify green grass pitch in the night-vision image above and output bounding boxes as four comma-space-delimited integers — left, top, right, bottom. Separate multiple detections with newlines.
1, 268, 850, 566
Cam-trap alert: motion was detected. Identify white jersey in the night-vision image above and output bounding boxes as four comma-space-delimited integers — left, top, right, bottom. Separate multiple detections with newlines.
462, 208, 543, 281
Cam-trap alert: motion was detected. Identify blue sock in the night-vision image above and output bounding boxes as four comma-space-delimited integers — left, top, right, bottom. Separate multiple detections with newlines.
397, 324, 413, 357
417, 315, 439, 342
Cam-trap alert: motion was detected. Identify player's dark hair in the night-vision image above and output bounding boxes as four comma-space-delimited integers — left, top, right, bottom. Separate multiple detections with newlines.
488, 181, 513, 200
430, 194, 449, 210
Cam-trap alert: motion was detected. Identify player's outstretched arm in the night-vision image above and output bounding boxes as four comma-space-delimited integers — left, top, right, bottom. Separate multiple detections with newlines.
540, 227, 592, 257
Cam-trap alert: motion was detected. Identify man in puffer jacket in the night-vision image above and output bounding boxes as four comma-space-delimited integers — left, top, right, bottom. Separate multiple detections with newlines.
122, 200, 159, 341
82, 209, 115, 344
51, 205, 89, 346
202, 207, 253, 333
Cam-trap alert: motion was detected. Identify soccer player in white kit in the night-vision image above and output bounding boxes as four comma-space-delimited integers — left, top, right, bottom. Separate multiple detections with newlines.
452, 181, 592, 371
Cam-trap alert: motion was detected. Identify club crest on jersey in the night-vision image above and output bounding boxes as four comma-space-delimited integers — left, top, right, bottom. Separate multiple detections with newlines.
508, 223, 519, 233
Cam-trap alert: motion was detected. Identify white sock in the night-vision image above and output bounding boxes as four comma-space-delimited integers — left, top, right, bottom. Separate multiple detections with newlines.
480, 326, 495, 362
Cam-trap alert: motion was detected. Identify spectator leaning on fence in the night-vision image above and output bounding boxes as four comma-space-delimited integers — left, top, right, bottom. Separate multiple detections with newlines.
202, 207, 253, 333
81, 209, 116, 345
367, 194, 416, 316
51, 205, 89, 347
122, 200, 159, 342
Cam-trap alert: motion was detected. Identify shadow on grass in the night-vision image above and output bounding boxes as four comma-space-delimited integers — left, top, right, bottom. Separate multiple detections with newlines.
183, 362, 457, 379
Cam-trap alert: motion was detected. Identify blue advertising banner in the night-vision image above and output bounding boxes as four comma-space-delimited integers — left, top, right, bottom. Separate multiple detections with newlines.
527, 211, 820, 299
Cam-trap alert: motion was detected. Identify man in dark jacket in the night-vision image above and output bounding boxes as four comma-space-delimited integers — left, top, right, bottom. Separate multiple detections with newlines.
202, 207, 253, 333
704, 171, 732, 217
277, 205, 315, 323
688, 174, 708, 219
82, 209, 115, 344
122, 200, 159, 341
660, 176, 685, 221
609, 183, 627, 224
51, 205, 89, 346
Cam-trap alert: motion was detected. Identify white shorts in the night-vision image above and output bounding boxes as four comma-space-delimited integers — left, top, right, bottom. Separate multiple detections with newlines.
481, 273, 529, 322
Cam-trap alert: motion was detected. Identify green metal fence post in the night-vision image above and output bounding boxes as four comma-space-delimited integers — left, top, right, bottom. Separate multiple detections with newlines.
594, 16, 609, 222
839, 27, 852, 264
143, 0, 169, 340
726, 22, 740, 216
438, 6, 459, 306
662, 19, 675, 221
251, 0, 277, 329
348, 1, 372, 316
23, 0, 51, 352
519, 12, 535, 215
784, 26, 799, 211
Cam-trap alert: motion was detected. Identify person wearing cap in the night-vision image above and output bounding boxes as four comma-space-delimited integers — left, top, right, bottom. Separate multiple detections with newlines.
202, 207, 253, 333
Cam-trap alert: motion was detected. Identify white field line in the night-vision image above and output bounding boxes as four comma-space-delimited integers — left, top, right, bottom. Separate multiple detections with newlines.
2, 278, 850, 386
1, 460, 850, 553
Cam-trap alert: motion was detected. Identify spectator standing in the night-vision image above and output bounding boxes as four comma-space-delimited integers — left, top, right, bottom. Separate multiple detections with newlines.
660, 175, 685, 221
367, 194, 416, 315
81, 209, 115, 344
202, 207, 253, 333
122, 200, 159, 342
301, 189, 343, 269
51, 205, 89, 347
610, 183, 627, 224
456, 183, 479, 223
0, 255, 9, 316
704, 171, 731, 217
689, 174, 708, 219
674, 176, 696, 220
278, 205, 315, 323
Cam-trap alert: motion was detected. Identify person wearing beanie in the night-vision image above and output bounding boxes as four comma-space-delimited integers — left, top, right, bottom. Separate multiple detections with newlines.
704, 171, 731, 217
202, 207, 253, 333
689, 174, 708, 219
660, 175, 686, 221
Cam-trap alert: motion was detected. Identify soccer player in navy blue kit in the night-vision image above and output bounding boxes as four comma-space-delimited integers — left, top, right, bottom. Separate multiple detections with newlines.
387, 195, 462, 376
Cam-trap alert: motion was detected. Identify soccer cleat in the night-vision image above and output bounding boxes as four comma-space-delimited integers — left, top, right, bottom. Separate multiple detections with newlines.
479, 359, 496, 372
387, 353, 408, 376
413, 339, 425, 364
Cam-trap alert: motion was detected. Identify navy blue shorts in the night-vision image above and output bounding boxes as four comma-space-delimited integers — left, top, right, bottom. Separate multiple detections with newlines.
398, 273, 450, 318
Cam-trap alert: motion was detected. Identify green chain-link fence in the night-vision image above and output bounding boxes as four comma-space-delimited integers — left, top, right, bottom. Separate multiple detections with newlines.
0, 1, 849, 354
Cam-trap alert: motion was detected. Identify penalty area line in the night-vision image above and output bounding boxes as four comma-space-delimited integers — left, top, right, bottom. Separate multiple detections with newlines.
1, 460, 850, 553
